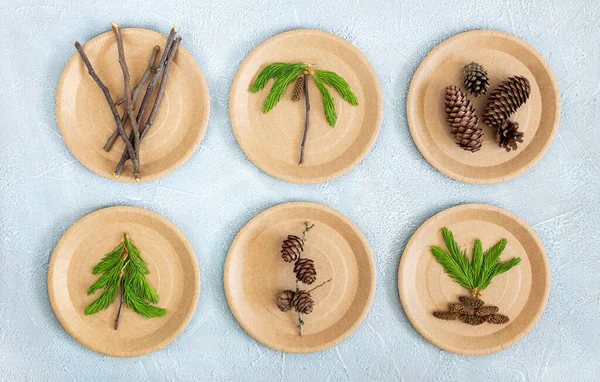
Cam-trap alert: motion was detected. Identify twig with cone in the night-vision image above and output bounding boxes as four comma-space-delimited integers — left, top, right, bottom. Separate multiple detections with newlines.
276, 222, 332, 336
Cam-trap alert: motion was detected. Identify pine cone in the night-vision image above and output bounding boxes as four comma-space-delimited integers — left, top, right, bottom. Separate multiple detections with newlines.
294, 258, 317, 285
292, 290, 314, 314
448, 302, 475, 315
463, 62, 489, 97
459, 296, 484, 308
433, 311, 460, 320
496, 120, 524, 152
461, 315, 486, 326
483, 76, 531, 127
444, 85, 483, 152
281, 235, 303, 263
475, 306, 500, 317
291, 76, 304, 101
487, 314, 510, 324
276, 290, 295, 312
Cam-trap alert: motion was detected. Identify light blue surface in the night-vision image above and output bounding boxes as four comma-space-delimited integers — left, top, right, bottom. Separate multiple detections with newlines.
1, 0, 599, 380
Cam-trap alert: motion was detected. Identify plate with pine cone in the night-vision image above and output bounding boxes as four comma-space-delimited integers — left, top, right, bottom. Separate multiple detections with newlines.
398, 204, 550, 355
407, 30, 560, 184
224, 202, 376, 353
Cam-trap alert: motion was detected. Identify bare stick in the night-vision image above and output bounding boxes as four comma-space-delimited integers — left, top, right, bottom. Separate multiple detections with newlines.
114, 36, 181, 176
103, 45, 160, 152
74, 41, 137, 165
307, 278, 332, 293
296, 221, 314, 336
112, 23, 142, 181
296, 279, 304, 336
114, 278, 125, 330
299, 74, 310, 166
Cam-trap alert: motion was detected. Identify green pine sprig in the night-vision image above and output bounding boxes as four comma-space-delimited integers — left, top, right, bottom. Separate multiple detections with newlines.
84, 234, 166, 323
431, 227, 521, 297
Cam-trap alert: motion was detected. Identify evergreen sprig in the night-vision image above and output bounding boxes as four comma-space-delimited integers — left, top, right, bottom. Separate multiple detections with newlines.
84, 234, 166, 325
431, 227, 521, 297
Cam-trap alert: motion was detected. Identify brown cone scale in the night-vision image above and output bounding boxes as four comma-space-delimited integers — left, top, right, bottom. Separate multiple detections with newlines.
294, 257, 317, 285
483, 75, 531, 127
281, 235, 303, 263
276, 290, 295, 312
444, 85, 483, 152
463, 62, 489, 97
292, 290, 314, 314
459, 296, 484, 308
496, 120, 524, 152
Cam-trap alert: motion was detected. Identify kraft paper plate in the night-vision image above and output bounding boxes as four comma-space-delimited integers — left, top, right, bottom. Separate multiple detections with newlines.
230, 29, 383, 184
407, 30, 560, 184
56, 28, 210, 182
224, 202, 376, 353
398, 204, 550, 355
48, 206, 200, 357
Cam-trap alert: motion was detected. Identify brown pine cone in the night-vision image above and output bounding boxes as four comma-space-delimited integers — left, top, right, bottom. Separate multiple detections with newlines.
475, 306, 500, 317
291, 76, 304, 101
276, 290, 295, 312
292, 290, 314, 314
496, 120, 524, 152
483, 76, 531, 127
459, 296, 484, 308
294, 258, 317, 285
487, 314, 510, 324
281, 235, 304, 263
463, 62, 489, 97
461, 315, 486, 326
444, 85, 483, 152
449, 302, 475, 315
433, 311, 460, 320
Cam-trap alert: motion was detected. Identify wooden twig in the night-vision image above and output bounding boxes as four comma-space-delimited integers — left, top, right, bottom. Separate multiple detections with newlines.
74, 41, 137, 165
114, 36, 181, 176
299, 73, 310, 166
112, 23, 142, 181
114, 278, 125, 330
103, 45, 160, 152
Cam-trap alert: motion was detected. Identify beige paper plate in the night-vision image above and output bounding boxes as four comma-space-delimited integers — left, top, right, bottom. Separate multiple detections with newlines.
407, 30, 560, 184
398, 204, 550, 355
230, 29, 383, 184
224, 202, 376, 353
56, 28, 210, 182
48, 206, 200, 357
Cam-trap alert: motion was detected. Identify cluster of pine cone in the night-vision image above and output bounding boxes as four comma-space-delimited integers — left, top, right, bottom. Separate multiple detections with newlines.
277, 234, 318, 315
433, 296, 509, 325
444, 62, 530, 153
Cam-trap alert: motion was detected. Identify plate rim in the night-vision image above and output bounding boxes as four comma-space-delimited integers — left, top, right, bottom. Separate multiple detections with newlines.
47, 205, 201, 357
397, 203, 551, 355
55, 27, 211, 183
229, 28, 383, 184
406, 29, 561, 184
224, 201, 377, 353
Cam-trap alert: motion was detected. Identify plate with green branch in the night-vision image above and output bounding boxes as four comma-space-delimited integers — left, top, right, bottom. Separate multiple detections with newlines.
48, 206, 200, 357
398, 204, 550, 355
230, 29, 382, 184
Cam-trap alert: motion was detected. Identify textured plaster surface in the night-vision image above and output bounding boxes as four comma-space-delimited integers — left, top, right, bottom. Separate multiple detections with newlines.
1, 0, 599, 380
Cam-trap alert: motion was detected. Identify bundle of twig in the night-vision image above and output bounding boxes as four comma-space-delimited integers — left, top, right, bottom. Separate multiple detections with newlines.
74, 23, 181, 181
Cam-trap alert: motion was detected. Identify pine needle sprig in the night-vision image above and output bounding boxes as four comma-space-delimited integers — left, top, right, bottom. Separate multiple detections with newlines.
250, 63, 308, 93
84, 233, 166, 328
312, 74, 337, 127
431, 227, 521, 297
313, 70, 359, 106
261, 66, 307, 113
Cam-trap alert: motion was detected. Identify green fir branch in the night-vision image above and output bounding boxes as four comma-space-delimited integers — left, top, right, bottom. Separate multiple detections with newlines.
124, 286, 166, 318
250, 63, 308, 93
313, 74, 337, 126
262, 66, 306, 113
313, 70, 358, 106
431, 246, 472, 290
85, 282, 119, 315
91, 243, 124, 275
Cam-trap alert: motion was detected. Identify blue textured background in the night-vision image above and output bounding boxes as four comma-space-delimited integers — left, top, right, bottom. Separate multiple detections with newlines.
1, 0, 599, 380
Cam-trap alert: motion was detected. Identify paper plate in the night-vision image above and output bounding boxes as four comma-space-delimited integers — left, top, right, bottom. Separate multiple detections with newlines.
407, 30, 560, 184
224, 202, 376, 353
230, 29, 383, 184
48, 206, 200, 357
56, 28, 210, 182
398, 204, 550, 355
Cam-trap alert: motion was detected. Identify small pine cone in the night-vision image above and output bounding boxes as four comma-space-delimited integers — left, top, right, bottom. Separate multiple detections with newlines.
281, 235, 304, 263
496, 120, 524, 152
487, 314, 510, 324
475, 306, 500, 317
483, 76, 531, 127
448, 302, 475, 315
292, 290, 314, 314
433, 311, 460, 320
291, 76, 304, 101
463, 62, 489, 97
444, 85, 483, 152
459, 296, 484, 308
294, 258, 317, 285
461, 315, 486, 326
276, 290, 295, 312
